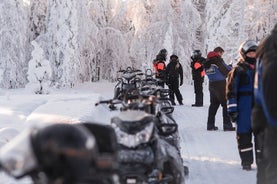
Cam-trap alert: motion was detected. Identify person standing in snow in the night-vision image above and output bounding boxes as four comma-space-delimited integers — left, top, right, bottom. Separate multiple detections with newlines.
252, 24, 277, 183
226, 40, 258, 171
204, 47, 235, 131
153, 49, 167, 88
190, 50, 205, 107
165, 54, 183, 106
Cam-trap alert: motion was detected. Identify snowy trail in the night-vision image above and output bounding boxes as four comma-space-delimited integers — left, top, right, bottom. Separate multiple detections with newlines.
175, 85, 256, 184
0, 82, 257, 183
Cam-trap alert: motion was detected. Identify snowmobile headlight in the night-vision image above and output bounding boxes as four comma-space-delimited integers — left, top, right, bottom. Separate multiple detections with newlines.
114, 122, 154, 148
0, 128, 38, 178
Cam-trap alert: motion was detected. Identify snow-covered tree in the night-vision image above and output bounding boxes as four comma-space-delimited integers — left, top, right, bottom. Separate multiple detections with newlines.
0, 0, 276, 89
26, 41, 52, 94
29, 0, 47, 39
205, 0, 277, 64
0, 0, 30, 88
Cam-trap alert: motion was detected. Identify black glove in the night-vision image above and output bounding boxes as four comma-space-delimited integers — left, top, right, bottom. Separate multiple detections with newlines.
228, 112, 238, 122
180, 81, 183, 86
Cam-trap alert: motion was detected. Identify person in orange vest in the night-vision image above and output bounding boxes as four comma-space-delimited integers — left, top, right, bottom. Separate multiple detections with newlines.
153, 49, 167, 88
190, 50, 205, 107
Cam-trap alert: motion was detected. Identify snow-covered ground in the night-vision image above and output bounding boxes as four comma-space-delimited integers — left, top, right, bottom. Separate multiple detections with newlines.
0, 81, 256, 183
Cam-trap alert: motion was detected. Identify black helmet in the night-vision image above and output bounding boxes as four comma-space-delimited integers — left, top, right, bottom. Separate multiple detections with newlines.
191, 50, 202, 59
159, 49, 167, 55
31, 123, 98, 183
239, 40, 257, 58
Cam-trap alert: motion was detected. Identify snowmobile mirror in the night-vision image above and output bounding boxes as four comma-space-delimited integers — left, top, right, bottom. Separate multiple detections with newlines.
160, 106, 174, 114
158, 123, 177, 136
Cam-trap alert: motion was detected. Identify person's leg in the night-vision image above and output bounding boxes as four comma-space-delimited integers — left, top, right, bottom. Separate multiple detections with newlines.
237, 132, 254, 170
174, 86, 183, 105
168, 84, 175, 105
264, 125, 277, 184
252, 105, 267, 184
254, 132, 266, 184
218, 83, 235, 130
207, 90, 220, 130
194, 79, 203, 106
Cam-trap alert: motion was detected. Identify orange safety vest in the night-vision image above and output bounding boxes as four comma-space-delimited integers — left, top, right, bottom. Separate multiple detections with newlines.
194, 62, 205, 77
153, 61, 165, 72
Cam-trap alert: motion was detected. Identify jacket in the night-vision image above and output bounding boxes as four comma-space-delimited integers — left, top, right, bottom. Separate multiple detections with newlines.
226, 61, 255, 133
191, 56, 205, 80
204, 51, 231, 82
254, 58, 277, 127
165, 59, 183, 84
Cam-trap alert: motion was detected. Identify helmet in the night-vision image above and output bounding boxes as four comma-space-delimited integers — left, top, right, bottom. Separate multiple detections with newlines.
239, 40, 257, 58
191, 50, 202, 59
170, 54, 178, 60
31, 123, 98, 182
159, 49, 167, 56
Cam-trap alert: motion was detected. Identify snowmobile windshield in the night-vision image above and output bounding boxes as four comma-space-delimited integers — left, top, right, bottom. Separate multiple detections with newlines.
0, 128, 38, 178
122, 73, 136, 83
112, 121, 154, 148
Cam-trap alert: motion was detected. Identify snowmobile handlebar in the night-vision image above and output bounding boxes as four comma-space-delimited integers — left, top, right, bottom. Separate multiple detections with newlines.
95, 99, 122, 106
117, 67, 142, 74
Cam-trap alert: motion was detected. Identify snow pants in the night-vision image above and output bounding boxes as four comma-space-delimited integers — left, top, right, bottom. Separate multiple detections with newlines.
193, 79, 203, 105
207, 80, 232, 128
167, 78, 182, 104
236, 132, 254, 167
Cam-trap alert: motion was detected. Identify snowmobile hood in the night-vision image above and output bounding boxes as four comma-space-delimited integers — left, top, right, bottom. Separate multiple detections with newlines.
115, 110, 154, 122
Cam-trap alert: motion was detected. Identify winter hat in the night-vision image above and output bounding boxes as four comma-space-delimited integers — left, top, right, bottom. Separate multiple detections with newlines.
170, 54, 178, 60
207, 51, 220, 59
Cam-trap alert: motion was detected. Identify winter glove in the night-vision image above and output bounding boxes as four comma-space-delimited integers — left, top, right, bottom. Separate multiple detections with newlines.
228, 112, 238, 122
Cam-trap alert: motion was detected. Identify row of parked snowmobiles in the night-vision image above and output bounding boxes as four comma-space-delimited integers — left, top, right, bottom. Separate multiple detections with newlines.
0, 67, 187, 184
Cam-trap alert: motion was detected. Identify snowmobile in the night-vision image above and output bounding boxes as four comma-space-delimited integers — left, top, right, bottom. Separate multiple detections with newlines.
0, 123, 120, 184
96, 79, 188, 180
113, 67, 143, 102
111, 110, 185, 184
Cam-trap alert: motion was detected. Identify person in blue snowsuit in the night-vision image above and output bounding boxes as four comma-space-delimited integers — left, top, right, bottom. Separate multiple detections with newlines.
252, 24, 277, 184
204, 47, 235, 131
226, 40, 258, 171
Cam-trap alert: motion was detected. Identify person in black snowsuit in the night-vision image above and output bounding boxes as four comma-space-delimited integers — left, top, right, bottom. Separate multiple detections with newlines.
252, 24, 277, 184
191, 50, 205, 107
226, 40, 258, 171
165, 54, 183, 106
153, 49, 167, 88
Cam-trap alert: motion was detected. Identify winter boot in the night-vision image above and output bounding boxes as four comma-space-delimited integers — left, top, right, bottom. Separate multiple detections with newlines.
223, 123, 235, 131
207, 126, 218, 131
